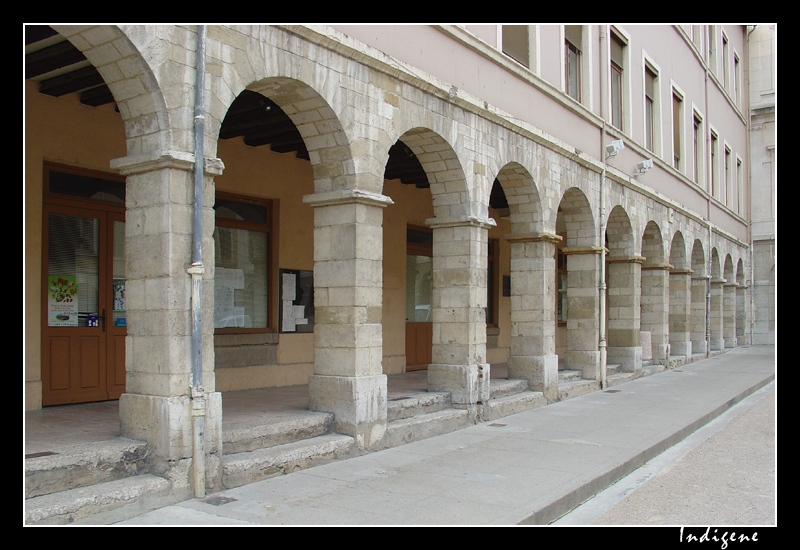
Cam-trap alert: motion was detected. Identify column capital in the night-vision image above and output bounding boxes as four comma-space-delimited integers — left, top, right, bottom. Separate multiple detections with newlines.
303, 189, 394, 208
562, 245, 604, 255
642, 262, 674, 271
504, 231, 562, 244
670, 268, 695, 275
607, 254, 646, 264
425, 215, 496, 229
111, 150, 225, 176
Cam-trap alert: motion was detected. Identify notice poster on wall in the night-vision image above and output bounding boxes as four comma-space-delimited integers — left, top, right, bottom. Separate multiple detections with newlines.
280, 269, 314, 333
47, 275, 78, 326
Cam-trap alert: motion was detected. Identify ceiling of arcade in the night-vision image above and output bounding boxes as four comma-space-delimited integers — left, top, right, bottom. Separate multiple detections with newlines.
25, 24, 511, 210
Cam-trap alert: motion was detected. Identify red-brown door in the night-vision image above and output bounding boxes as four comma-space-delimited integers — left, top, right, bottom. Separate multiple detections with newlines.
41, 203, 126, 406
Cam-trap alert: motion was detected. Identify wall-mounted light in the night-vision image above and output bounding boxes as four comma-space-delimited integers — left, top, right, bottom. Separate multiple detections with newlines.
635, 159, 653, 175
605, 139, 624, 159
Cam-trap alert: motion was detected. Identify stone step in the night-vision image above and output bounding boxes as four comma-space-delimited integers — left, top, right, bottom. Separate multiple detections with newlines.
380, 408, 472, 450
489, 378, 529, 400
25, 438, 149, 499
25, 473, 175, 525
483, 390, 547, 422
222, 411, 334, 455
387, 391, 450, 421
221, 433, 361, 490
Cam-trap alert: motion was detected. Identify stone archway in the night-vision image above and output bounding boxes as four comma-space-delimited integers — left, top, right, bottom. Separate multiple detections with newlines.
494, 163, 559, 401
641, 221, 668, 366
605, 205, 641, 373
668, 231, 693, 360
557, 187, 600, 380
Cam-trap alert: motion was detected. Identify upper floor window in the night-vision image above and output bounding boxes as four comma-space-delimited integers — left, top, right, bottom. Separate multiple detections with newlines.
644, 64, 658, 152
610, 30, 626, 130
565, 25, 582, 102
502, 25, 530, 68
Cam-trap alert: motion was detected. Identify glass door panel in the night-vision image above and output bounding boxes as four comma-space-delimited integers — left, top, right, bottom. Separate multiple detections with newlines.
46, 212, 100, 328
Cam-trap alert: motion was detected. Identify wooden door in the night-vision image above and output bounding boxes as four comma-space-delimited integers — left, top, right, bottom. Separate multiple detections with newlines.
405, 228, 433, 370
41, 203, 126, 405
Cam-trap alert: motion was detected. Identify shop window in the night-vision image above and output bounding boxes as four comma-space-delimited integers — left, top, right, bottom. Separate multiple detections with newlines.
213, 193, 273, 331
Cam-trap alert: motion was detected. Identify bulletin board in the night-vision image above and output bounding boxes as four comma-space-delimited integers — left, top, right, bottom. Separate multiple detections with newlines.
279, 269, 314, 333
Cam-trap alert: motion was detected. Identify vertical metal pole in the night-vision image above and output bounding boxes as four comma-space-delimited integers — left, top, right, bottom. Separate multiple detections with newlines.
189, 24, 207, 499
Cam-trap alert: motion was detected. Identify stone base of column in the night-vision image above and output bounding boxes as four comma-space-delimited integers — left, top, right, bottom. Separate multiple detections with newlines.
607, 346, 642, 373
670, 339, 692, 359
308, 374, 387, 450
119, 391, 223, 494
724, 337, 738, 348
427, 363, 490, 407
507, 354, 559, 402
564, 350, 600, 380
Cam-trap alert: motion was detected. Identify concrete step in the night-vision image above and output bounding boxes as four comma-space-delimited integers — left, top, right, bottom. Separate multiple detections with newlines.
25, 438, 149, 499
25, 473, 175, 525
387, 391, 451, 421
489, 378, 529, 399
380, 407, 472, 450
222, 411, 334, 454
221, 433, 361, 490
483, 390, 547, 422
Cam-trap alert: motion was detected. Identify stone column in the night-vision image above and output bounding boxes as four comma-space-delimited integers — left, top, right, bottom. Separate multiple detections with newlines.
562, 246, 602, 380
736, 283, 749, 345
505, 232, 561, 402
709, 278, 725, 351
303, 189, 392, 450
111, 153, 224, 495
668, 268, 693, 360
723, 281, 738, 348
606, 255, 643, 373
641, 263, 671, 366
691, 274, 709, 356
426, 216, 494, 408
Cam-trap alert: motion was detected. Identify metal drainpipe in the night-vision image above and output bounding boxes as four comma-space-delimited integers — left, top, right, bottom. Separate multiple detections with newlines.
188, 24, 207, 499
598, 25, 608, 389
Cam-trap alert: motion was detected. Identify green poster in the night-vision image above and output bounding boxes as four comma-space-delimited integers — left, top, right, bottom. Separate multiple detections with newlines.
47, 276, 78, 326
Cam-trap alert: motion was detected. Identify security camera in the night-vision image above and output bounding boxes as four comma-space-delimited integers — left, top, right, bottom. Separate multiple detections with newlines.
636, 159, 653, 173
605, 140, 624, 158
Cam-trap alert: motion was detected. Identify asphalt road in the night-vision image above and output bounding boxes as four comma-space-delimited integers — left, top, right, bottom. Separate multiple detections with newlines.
553, 381, 776, 527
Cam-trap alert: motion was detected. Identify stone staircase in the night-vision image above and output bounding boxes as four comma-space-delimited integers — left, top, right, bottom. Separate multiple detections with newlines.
26, 361, 665, 525
24, 438, 177, 525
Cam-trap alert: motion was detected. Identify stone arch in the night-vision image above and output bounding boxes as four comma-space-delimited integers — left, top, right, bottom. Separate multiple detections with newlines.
558, 186, 596, 247
493, 162, 545, 235
669, 231, 689, 271
668, 231, 692, 360
395, 127, 470, 220
50, 25, 177, 159
606, 205, 635, 256
689, 239, 708, 355
641, 221, 666, 266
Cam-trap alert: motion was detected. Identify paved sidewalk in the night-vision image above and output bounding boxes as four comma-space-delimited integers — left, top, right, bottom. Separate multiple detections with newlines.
117, 345, 775, 526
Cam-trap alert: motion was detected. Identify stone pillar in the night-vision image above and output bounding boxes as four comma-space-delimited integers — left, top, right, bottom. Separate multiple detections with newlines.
723, 281, 738, 348
303, 189, 392, 450
426, 216, 495, 408
668, 268, 693, 359
606, 255, 643, 373
709, 278, 725, 351
691, 274, 709, 355
505, 232, 561, 402
562, 246, 602, 380
111, 153, 224, 495
736, 283, 749, 345
641, 263, 671, 366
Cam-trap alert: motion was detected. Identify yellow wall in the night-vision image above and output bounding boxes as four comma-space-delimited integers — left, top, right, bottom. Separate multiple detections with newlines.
25, 81, 518, 403
24, 81, 127, 409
